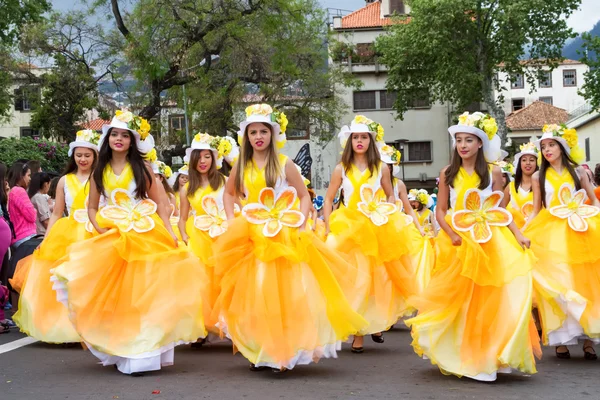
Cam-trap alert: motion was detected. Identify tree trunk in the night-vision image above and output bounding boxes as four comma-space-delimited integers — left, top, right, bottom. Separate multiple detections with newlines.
482, 73, 507, 147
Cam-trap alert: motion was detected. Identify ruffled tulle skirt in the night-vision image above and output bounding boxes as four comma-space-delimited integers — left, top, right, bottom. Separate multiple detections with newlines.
51, 213, 207, 374
525, 209, 600, 345
327, 206, 434, 335
11, 217, 89, 343
212, 217, 366, 369
406, 216, 540, 381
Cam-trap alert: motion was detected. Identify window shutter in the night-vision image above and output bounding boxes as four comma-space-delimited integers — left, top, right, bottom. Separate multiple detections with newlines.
14, 88, 23, 111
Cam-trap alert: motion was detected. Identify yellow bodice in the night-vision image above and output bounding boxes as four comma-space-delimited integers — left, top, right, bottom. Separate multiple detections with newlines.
243, 154, 289, 203
64, 173, 89, 214
186, 182, 224, 216
103, 163, 135, 203
342, 162, 382, 209
545, 167, 575, 207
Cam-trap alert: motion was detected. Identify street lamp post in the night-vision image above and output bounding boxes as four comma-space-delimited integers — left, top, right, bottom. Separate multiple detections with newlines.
396, 138, 409, 182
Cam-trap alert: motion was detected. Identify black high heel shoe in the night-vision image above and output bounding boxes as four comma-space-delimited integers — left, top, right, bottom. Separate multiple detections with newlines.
555, 346, 570, 359
249, 363, 269, 371
371, 333, 384, 344
351, 337, 364, 354
583, 345, 598, 360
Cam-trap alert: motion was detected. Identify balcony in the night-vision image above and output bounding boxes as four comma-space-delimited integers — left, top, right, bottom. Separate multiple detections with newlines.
339, 57, 388, 74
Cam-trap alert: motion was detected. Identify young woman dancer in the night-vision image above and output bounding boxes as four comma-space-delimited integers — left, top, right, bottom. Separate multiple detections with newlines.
408, 189, 436, 237
501, 142, 538, 229
213, 104, 365, 373
51, 111, 207, 375
324, 115, 430, 353
178, 133, 238, 342
406, 112, 540, 381
12, 130, 99, 344
524, 124, 600, 360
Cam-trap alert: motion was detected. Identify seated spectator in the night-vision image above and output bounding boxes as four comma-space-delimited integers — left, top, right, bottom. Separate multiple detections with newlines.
28, 172, 52, 235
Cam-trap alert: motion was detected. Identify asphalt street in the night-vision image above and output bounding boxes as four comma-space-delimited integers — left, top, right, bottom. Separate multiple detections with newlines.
1, 320, 599, 400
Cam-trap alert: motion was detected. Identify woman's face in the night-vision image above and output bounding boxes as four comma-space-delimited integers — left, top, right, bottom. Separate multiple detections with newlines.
454, 133, 481, 160
196, 150, 213, 174
540, 139, 561, 164
109, 128, 132, 153
74, 147, 95, 172
40, 181, 50, 195
178, 173, 189, 186
351, 132, 371, 155
410, 200, 420, 210
247, 123, 272, 151
20, 169, 31, 188
520, 154, 537, 176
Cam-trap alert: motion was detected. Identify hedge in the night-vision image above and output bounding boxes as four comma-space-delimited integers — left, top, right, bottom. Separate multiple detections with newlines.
0, 137, 70, 173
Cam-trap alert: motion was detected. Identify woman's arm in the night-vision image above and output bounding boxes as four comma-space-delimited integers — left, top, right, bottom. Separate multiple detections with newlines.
436, 167, 461, 246
380, 166, 395, 203
578, 166, 600, 208
492, 166, 529, 248
501, 184, 510, 208
147, 167, 177, 246
46, 178, 66, 233
224, 162, 238, 220
178, 185, 190, 244
12, 187, 37, 223
87, 174, 108, 234
324, 164, 343, 234
396, 179, 424, 235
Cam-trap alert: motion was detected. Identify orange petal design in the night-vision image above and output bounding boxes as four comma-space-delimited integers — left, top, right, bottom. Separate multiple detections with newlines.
243, 205, 271, 224
73, 208, 89, 224
115, 219, 133, 232
100, 206, 129, 221
360, 185, 374, 203
112, 189, 134, 209
202, 196, 219, 217
194, 215, 214, 231
521, 202, 534, 219
263, 219, 282, 237
482, 192, 502, 211
134, 199, 157, 216
208, 223, 227, 238
452, 210, 476, 231
485, 208, 512, 226
370, 211, 389, 226
377, 202, 398, 215
472, 221, 493, 243
85, 221, 94, 233
572, 190, 586, 206
464, 190, 481, 211
577, 205, 600, 218
274, 188, 297, 213
374, 188, 387, 202
132, 215, 155, 233
279, 210, 305, 227
568, 213, 588, 232
259, 188, 275, 208
357, 202, 371, 218
557, 184, 573, 204
549, 205, 574, 219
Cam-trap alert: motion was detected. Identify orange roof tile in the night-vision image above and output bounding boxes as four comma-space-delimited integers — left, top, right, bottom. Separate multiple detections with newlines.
340, 1, 408, 29
506, 101, 569, 131
80, 118, 111, 131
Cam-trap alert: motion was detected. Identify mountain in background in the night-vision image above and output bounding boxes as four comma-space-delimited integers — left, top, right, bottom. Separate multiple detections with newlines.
563, 20, 600, 60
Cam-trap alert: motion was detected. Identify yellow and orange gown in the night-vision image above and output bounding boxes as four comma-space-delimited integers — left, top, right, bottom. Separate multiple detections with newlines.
327, 163, 434, 334
406, 167, 540, 381
184, 181, 229, 338
51, 163, 207, 374
525, 167, 600, 345
212, 154, 366, 369
11, 174, 94, 343
506, 181, 533, 229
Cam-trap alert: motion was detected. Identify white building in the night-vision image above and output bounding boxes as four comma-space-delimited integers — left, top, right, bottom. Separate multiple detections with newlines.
496, 59, 588, 115
567, 104, 600, 168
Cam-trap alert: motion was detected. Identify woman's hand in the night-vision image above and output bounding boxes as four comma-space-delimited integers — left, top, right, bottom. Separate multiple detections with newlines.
450, 232, 462, 246
181, 233, 189, 245
514, 232, 531, 249
171, 232, 179, 247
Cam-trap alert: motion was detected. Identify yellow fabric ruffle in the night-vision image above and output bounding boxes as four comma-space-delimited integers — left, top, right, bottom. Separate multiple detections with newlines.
212, 217, 367, 368
525, 209, 600, 342
11, 217, 92, 343
327, 206, 434, 334
51, 212, 207, 357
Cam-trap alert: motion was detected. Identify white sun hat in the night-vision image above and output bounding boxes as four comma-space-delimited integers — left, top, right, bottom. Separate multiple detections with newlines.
338, 115, 384, 148
448, 112, 502, 163
68, 129, 100, 157
513, 140, 539, 169
99, 110, 155, 154
238, 104, 288, 149
185, 133, 222, 169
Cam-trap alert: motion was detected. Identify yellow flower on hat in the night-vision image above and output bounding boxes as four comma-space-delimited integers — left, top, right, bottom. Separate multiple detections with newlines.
115, 109, 134, 123
217, 137, 233, 158
376, 124, 385, 142
138, 118, 151, 139
354, 115, 368, 124
562, 128, 578, 149
481, 117, 498, 140
458, 112, 469, 125
145, 148, 157, 163
246, 104, 273, 117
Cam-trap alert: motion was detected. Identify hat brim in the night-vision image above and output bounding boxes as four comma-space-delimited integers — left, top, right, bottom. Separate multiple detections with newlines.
448, 125, 501, 162
68, 141, 98, 157
534, 134, 570, 155
513, 150, 539, 169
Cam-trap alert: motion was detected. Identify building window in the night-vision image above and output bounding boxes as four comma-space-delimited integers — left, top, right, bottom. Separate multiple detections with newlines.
354, 43, 376, 64
353, 91, 377, 111
511, 74, 524, 89
511, 98, 524, 112
563, 69, 577, 87
380, 91, 397, 110
406, 141, 433, 162
539, 96, 553, 105
20, 127, 40, 139
585, 137, 590, 162
169, 114, 185, 132
14, 86, 40, 112
389, 0, 406, 14
539, 71, 552, 88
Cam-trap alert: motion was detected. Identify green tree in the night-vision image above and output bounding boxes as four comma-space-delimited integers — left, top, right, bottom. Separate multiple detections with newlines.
30, 54, 100, 142
579, 33, 600, 111
0, 137, 69, 172
376, 0, 580, 143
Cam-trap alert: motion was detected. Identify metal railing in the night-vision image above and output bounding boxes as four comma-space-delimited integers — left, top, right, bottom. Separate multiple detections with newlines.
568, 103, 593, 122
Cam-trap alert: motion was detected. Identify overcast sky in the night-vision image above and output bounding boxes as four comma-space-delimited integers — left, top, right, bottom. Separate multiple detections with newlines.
51, 0, 600, 33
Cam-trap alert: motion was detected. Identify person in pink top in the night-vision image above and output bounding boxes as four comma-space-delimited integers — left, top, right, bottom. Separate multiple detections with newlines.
7, 162, 35, 245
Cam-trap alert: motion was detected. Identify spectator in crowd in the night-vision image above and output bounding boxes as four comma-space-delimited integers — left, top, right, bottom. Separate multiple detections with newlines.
0, 163, 13, 270
27, 160, 42, 174
47, 176, 60, 213
27, 172, 52, 235
7, 162, 35, 245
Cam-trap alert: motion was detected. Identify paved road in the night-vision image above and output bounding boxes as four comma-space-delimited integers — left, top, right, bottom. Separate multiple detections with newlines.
1, 319, 599, 400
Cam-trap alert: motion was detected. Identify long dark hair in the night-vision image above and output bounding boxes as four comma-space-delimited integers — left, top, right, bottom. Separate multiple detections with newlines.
159, 175, 175, 196
63, 148, 98, 177
340, 133, 380, 177
28, 172, 51, 198
539, 141, 581, 208
93, 128, 153, 198
7, 162, 30, 188
0, 163, 7, 207
444, 147, 490, 189
188, 149, 226, 196
173, 173, 184, 192
514, 155, 539, 190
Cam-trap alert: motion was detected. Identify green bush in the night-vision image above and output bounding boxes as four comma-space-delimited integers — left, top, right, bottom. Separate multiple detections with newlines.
0, 137, 70, 173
